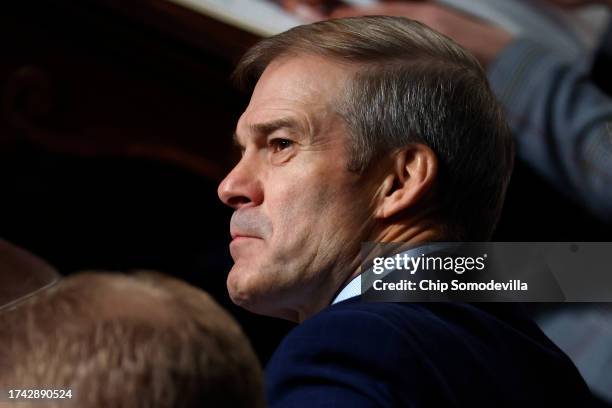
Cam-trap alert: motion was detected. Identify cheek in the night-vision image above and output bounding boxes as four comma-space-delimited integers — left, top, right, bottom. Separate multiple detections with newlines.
266, 180, 330, 238
267, 180, 366, 260
262, 159, 375, 258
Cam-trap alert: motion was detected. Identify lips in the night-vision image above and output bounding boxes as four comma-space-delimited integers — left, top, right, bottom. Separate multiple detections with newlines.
231, 233, 260, 240
230, 230, 261, 240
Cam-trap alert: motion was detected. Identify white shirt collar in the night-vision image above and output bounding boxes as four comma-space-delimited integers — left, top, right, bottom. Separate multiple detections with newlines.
331, 243, 451, 305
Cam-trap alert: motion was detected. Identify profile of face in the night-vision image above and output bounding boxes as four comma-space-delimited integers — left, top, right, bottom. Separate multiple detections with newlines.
218, 55, 379, 321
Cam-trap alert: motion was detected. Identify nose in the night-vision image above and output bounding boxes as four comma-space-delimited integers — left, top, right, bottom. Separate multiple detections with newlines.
218, 155, 263, 209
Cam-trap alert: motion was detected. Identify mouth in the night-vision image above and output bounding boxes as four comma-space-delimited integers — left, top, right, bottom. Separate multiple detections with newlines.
230, 233, 261, 241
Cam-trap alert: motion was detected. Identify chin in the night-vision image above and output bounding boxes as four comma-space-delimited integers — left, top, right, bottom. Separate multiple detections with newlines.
226, 264, 296, 320
226, 264, 264, 308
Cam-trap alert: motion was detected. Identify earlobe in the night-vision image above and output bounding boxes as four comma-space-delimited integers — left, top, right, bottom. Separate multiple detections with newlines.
374, 144, 438, 220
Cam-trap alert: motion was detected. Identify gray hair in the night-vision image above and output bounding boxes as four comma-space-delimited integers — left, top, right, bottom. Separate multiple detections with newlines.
234, 16, 514, 240
0, 272, 265, 408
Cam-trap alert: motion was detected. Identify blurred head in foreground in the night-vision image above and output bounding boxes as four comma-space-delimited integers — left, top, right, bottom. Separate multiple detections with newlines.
218, 16, 514, 321
0, 272, 265, 408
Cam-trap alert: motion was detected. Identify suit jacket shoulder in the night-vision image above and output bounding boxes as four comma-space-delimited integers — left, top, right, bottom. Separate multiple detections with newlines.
265, 299, 591, 407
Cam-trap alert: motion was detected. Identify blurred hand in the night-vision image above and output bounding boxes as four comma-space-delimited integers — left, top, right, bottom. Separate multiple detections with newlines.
276, 0, 415, 21
275, 0, 343, 21
328, 3, 513, 66
543, 0, 612, 7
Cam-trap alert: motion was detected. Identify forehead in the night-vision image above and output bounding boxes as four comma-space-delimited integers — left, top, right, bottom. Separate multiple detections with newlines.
254, 55, 350, 103
237, 55, 353, 137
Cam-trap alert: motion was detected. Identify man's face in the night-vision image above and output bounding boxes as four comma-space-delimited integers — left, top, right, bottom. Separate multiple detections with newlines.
218, 55, 377, 321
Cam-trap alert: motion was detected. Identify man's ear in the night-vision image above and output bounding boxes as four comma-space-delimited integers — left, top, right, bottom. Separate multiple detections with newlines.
374, 143, 438, 219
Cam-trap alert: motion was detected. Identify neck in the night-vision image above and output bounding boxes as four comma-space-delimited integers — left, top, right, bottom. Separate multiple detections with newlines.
338, 216, 446, 297
292, 217, 445, 323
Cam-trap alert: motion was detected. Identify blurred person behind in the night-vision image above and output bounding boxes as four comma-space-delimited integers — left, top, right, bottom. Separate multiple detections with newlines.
0, 272, 265, 408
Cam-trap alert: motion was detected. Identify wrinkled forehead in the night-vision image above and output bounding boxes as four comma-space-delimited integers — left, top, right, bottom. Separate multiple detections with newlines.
237, 55, 354, 135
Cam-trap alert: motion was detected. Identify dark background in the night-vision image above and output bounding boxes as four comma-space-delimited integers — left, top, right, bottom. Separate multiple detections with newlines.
1, 0, 609, 365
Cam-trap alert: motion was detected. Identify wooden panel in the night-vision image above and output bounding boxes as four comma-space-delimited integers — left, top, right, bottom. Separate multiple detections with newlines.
1, 0, 258, 180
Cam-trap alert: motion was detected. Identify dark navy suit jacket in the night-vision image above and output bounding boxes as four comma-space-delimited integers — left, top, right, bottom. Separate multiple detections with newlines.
266, 298, 592, 407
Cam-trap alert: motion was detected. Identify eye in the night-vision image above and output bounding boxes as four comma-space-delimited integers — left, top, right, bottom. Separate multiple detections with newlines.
269, 138, 294, 152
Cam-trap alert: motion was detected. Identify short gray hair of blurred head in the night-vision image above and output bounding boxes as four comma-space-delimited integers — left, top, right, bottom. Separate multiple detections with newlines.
0, 272, 265, 408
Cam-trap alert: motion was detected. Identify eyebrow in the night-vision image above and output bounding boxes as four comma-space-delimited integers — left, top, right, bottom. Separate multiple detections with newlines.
233, 117, 305, 147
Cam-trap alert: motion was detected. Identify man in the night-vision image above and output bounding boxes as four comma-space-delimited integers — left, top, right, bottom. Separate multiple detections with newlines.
218, 16, 591, 406
0, 272, 265, 408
